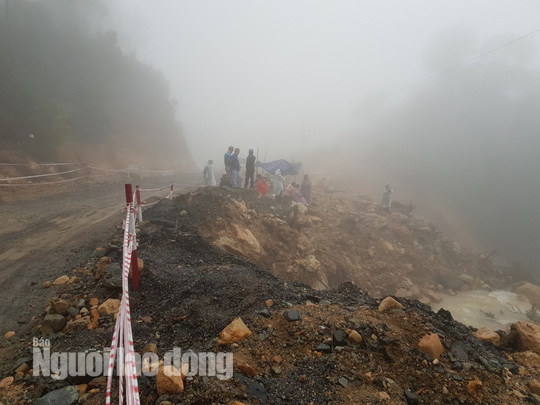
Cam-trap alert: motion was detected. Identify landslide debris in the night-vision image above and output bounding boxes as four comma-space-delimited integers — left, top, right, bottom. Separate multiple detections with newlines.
145, 186, 517, 302
1, 187, 539, 404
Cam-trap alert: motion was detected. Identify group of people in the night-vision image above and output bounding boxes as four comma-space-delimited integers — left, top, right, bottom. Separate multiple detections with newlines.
202, 146, 313, 205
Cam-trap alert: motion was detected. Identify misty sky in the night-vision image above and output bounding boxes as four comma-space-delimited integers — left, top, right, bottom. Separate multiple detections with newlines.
106, 1, 540, 166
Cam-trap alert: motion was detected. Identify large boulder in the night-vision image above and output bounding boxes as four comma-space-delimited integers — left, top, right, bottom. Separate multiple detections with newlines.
508, 322, 540, 355
213, 224, 264, 262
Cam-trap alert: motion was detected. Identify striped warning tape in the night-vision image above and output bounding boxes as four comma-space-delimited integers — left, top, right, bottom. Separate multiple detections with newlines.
105, 205, 140, 405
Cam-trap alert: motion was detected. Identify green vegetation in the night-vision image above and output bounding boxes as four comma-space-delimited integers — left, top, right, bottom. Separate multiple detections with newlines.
0, 0, 185, 159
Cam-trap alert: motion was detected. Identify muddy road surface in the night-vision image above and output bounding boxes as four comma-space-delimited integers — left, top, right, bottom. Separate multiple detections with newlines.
0, 175, 198, 332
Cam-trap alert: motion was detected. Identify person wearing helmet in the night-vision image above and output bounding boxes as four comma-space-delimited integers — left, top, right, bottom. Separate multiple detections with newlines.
245, 149, 256, 188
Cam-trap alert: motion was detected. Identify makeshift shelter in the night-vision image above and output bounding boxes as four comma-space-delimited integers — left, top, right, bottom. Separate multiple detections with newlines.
257, 159, 302, 176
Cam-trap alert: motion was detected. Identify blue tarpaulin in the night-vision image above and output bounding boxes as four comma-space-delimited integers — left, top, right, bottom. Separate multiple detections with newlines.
256, 159, 302, 176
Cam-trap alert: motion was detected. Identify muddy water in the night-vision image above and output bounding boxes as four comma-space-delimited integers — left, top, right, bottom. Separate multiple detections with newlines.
430, 290, 531, 330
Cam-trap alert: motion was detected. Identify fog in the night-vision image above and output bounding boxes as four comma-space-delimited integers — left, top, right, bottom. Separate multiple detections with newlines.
9, 1, 536, 273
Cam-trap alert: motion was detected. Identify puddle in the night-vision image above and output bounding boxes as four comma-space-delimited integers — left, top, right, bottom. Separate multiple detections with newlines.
430, 289, 531, 330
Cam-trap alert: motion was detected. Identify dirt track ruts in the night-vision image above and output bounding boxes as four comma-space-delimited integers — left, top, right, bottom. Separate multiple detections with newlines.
0, 175, 198, 333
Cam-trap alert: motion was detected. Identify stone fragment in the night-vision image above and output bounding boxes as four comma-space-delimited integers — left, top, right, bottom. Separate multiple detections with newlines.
98, 299, 121, 316
529, 380, 540, 396
42, 281, 53, 288
348, 330, 363, 344
33, 386, 79, 405
512, 351, 540, 368
156, 364, 184, 395
102, 263, 122, 290
265, 299, 274, 307
52, 275, 70, 286
218, 317, 252, 345
95, 257, 111, 280
143, 343, 159, 355
89, 298, 99, 306
41, 314, 66, 335
418, 333, 444, 360
4, 331, 15, 339
0, 376, 14, 389
474, 327, 500, 346
50, 297, 69, 315
378, 297, 403, 312
283, 309, 302, 322
467, 377, 483, 397
378, 391, 391, 401
14, 362, 30, 373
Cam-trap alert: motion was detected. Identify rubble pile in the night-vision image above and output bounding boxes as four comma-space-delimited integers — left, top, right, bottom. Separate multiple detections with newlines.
146, 187, 515, 302
1, 186, 539, 404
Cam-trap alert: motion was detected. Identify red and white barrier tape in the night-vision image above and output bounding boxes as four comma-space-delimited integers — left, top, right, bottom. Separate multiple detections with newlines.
105, 205, 140, 405
0, 161, 85, 166
0, 167, 85, 182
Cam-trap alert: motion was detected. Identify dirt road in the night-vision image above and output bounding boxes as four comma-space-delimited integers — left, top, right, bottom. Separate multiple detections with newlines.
0, 175, 198, 333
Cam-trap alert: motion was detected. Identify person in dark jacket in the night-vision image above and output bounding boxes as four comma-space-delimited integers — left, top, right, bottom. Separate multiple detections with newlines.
244, 149, 256, 188
230, 148, 241, 188
224, 146, 234, 173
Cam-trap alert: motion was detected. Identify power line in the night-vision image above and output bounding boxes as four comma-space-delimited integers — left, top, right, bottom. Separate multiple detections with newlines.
387, 27, 540, 97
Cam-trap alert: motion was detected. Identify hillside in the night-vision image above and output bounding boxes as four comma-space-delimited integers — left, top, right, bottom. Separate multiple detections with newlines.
1, 185, 540, 404
0, 1, 192, 167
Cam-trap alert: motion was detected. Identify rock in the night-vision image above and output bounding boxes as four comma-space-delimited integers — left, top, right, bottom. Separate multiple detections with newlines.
378, 391, 391, 401
510, 322, 540, 355
378, 297, 403, 312
143, 343, 159, 355
156, 364, 184, 395
237, 362, 259, 377
451, 342, 469, 361
41, 314, 66, 335
392, 225, 412, 240
514, 282, 540, 309
87, 376, 106, 390
265, 299, 274, 307
512, 351, 540, 368
213, 225, 264, 261
4, 331, 15, 339
180, 210, 188, 216
95, 256, 111, 279
33, 385, 79, 405
52, 275, 70, 286
348, 330, 363, 344
14, 362, 30, 373
333, 330, 347, 346
296, 255, 321, 273
67, 307, 79, 317
467, 377, 483, 397
0, 376, 14, 389
218, 317, 252, 345
256, 309, 271, 318
76, 299, 85, 309
426, 290, 443, 303
418, 333, 444, 360
80, 307, 89, 315
68, 276, 79, 284
284, 309, 302, 322
98, 299, 121, 316
141, 316, 152, 323
530, 380, 540, 396
78, 384, 87, 398
89, 297, 99, 306
338, 377, 348, 388
315, 343, 332, 353
42, 281, 53, 288
50, 297, 69, 315
404, 389, 419, 404
64, 316, 91, 332
102, 263, 122, 290
474, 327, 501, 346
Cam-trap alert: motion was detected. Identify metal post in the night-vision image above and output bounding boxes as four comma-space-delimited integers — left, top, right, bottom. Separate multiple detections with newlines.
124, 184, 140, 290
135, 185, 142, 222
